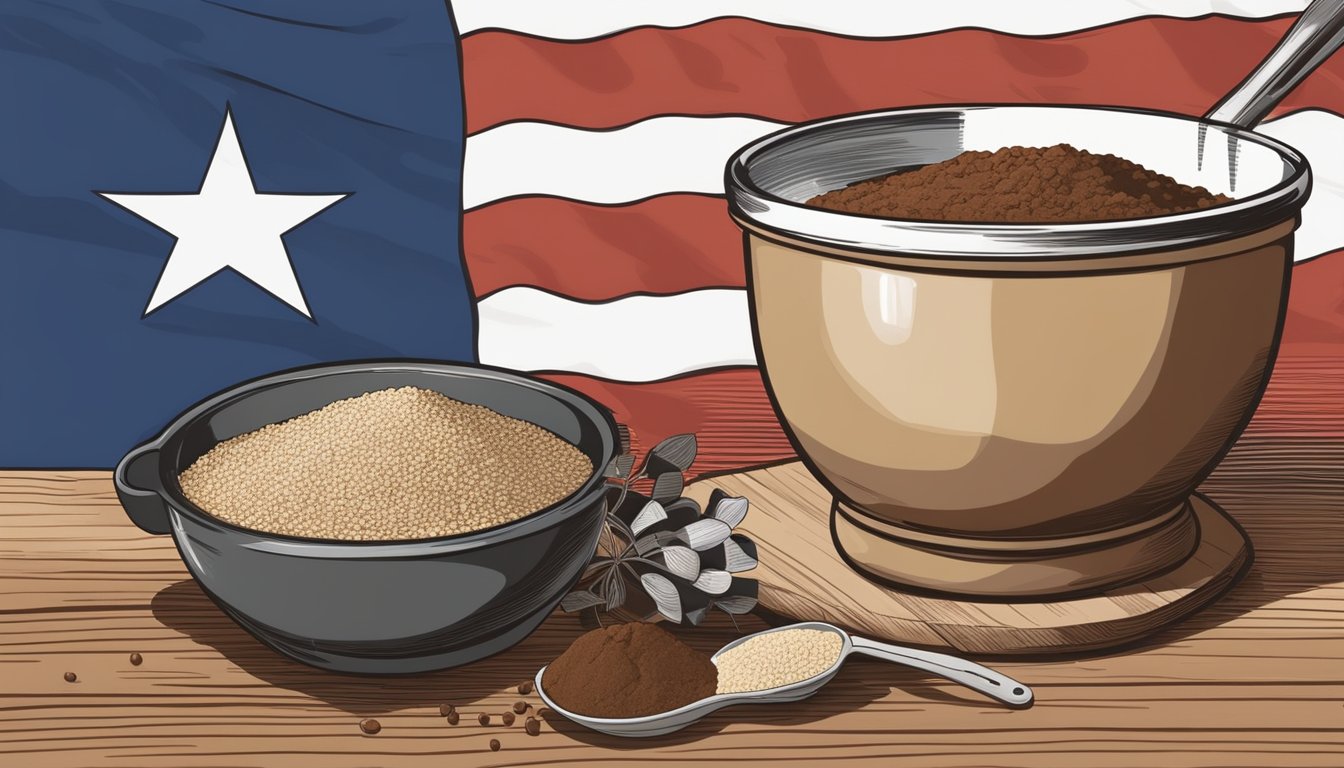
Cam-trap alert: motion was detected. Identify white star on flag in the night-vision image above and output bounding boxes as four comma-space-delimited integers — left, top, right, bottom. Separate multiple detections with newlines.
101, 108, 346, 318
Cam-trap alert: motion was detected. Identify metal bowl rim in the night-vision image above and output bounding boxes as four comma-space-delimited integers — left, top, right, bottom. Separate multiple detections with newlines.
725, 103, 1311, 259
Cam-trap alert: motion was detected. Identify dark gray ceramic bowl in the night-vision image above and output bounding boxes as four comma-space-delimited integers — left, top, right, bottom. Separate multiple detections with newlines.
114, 361, 617, 674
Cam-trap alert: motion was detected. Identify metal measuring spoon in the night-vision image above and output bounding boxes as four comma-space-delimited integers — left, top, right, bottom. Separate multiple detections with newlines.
535, 621, 1032, 738
1205, 0, 1344, 129
1197, 0, 1344, 188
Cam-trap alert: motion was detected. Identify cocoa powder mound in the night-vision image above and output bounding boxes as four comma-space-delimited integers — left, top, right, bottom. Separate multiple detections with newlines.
807, 143, 1231, 223
542, 622, 717, 718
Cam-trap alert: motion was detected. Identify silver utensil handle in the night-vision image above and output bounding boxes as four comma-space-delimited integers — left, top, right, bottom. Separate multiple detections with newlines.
849, 635, 1033, 708
1206, 0, 1344, 128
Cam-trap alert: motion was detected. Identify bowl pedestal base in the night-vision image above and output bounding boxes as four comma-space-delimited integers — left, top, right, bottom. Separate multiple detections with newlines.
686, 461, 1251, 655
832, 498, 1202, 599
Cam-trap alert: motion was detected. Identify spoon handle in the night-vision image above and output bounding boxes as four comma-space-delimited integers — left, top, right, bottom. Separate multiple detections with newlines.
1206, 0, 1344, 128
848, 635, 1033, 708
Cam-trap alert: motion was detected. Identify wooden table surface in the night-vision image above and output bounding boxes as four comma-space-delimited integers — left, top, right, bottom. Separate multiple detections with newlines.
3, 354, 1342, 768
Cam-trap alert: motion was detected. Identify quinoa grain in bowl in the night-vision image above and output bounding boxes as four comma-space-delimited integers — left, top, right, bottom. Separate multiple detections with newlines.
177, 385, 593, 541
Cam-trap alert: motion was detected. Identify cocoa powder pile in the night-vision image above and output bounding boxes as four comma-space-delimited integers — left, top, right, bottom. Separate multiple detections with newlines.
542, 623, 717, 718
807, 143, 1231, 223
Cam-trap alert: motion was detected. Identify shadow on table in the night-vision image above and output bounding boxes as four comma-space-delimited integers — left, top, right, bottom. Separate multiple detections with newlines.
152, 578, 544, 714
1028, 431, 1344, 662
1166, 436, 1343, 640
151, 580, 920, 740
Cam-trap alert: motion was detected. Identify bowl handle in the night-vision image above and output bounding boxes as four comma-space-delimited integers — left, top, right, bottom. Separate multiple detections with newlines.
114, 441, 172, 535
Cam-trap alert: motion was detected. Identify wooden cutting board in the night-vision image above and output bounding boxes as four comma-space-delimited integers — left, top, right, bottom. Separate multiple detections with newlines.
684, 461, 1249, 656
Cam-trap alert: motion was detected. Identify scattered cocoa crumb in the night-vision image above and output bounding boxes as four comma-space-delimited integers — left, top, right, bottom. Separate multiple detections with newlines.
439, 703, 455, 717
512, 701, 528, 714
502, 711, 516, 726
536, 707, 552, 720
63, 672, 76, 683
446, 711, 460, 725
359, 718, 381, 735
518, 680, 534, 695
489, 738, 501, 752
129, 653, 143, 666
478, 713, 490, 726
524, 717, 541, 736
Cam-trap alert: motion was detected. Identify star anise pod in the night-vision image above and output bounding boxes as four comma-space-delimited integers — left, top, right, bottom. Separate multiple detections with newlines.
560, 433, 759, 626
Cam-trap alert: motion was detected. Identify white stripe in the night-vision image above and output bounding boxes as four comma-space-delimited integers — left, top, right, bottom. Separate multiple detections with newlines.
462, 117, 783, 208
465, 110, 1343, 263
453, 0, 1304, 39
1258, 110, 1344, 265
477, 287, 755, 381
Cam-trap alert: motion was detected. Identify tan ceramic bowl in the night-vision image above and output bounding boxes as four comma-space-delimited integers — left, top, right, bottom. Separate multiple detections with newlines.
726, 106, 1310, 598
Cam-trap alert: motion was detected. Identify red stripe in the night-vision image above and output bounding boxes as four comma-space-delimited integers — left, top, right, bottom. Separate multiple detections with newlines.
534, 350, 1343, 481
539, 369, 795, 479
1283, 251, 1344, 355
461, 15, 1344, 133
464, 195, 741, 300
467, 187, 1344, 326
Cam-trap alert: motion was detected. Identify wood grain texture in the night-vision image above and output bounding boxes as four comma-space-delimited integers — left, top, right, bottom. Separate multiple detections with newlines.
1, 355, 1342, 767
685, 472, 1251, 655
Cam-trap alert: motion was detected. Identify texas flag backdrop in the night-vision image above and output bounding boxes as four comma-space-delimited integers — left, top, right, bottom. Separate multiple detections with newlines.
1, 1, 472, 466
3, 0, 1342, 470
